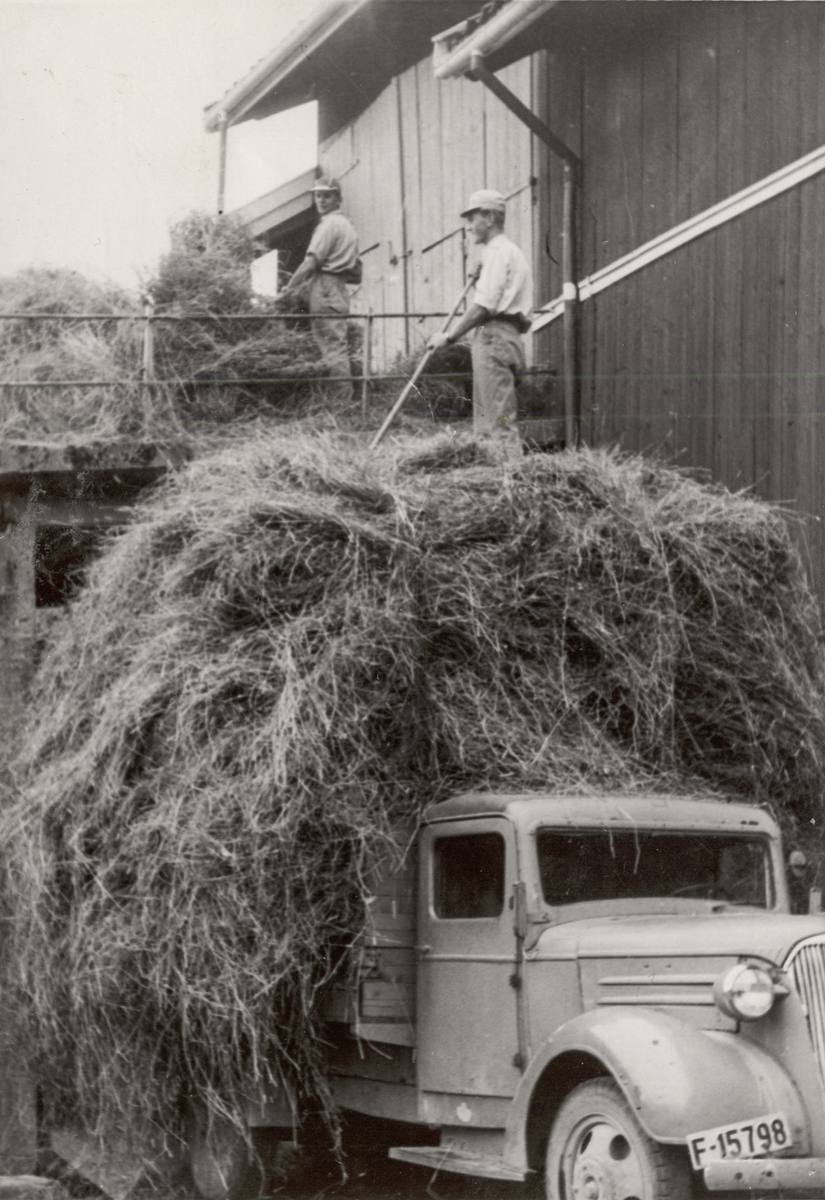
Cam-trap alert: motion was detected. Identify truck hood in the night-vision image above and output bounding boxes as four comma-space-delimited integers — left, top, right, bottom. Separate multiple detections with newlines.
530, 910, 825, 966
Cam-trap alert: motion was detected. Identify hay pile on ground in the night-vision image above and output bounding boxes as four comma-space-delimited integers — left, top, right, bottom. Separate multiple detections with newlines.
149, 214, 337, 421
153, 317, 335, 421
3, 434, 825, 1157
0, 268, 181, 440
370, 344, 560, 424
0, 221, 347, 444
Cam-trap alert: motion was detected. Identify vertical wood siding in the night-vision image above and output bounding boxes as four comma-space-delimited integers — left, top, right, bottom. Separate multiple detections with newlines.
319, 56, 535, 372
311, 2, 825, 601
546, 2, 825, 599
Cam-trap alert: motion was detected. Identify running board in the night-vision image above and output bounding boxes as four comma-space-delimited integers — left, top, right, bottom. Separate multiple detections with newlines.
389, 1145, 528, 1182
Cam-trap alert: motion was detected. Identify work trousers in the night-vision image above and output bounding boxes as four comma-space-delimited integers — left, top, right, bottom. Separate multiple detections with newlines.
309, 272, 354, 407
471, 319, 525, 459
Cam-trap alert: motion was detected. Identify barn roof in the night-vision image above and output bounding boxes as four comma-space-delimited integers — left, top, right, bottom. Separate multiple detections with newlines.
203, 0, 708, 139
433, 0, 553, 79
229, 166, 317, 241
203, 0, 490, 140
203, 1, 364, 133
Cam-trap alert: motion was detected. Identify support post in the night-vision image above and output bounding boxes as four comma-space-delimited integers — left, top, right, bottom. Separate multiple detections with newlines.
362, 309, 373, 418
0, 510, 37, 1175
217, 114, 228, 215
562, 164, 579, 447
141, 296, 155, 383
469, 54, 578, 170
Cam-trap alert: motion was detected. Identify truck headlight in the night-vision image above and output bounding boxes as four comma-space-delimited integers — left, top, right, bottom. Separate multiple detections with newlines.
714, 964, 776, 1020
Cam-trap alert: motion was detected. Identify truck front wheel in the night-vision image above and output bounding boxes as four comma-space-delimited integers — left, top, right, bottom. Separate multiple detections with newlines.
544, 1079, 690, 1200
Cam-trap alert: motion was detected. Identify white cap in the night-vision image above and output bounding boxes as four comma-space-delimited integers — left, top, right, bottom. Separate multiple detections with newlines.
460, 189, 506, 218
310, 176, 341, 194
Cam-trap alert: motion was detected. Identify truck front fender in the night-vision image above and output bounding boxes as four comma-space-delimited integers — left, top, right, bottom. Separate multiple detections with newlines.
503, 1007, 808, 1172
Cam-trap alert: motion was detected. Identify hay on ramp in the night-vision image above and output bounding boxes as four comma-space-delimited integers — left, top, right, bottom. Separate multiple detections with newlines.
3, 434, 825, 1157
0, 267, 182, 441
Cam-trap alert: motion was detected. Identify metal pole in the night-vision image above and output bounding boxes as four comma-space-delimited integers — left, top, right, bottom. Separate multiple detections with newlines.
362, 309, 373, 418
469, 53, 579, 170
562, 164, 578, 447
395, 77, 410, 357
217, 115, 228, 215
141, 296, 155, 381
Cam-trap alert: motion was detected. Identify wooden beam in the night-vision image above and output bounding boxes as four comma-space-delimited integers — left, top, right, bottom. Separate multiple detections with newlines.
469, 54, 579, 169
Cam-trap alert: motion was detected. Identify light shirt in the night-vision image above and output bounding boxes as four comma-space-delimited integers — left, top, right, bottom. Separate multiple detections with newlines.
306, 211, 359, 275
473, 232, 532, 321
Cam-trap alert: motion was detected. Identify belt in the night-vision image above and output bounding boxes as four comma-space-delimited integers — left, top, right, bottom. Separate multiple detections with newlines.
487, 313, 528, 330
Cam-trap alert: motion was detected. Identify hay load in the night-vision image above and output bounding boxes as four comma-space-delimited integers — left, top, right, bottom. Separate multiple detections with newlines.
3, 433, 825, 1155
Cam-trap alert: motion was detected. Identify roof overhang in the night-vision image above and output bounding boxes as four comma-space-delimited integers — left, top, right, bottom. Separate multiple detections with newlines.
230, 167, 317, 241
433, 0, 556, 79
203, 1, 366, 132
204, 1, 484, 139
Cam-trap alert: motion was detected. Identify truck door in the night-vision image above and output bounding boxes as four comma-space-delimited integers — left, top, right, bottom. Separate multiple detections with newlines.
416, 817, 521, 1097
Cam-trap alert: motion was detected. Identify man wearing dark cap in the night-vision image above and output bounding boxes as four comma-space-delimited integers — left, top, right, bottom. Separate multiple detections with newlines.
282, 176, 360, 406
427, 189, 532, 457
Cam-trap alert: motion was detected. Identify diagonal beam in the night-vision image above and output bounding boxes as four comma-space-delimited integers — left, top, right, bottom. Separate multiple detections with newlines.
469, 52, 579, 170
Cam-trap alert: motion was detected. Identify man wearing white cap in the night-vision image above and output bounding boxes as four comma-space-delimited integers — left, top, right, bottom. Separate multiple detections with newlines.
427, 189, 532, 455
282, 176, 361, 406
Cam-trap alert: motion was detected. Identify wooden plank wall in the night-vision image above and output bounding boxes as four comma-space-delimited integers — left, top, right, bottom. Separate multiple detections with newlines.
545, 2, 825, 600
319, 56, 535, 374
315, 4, 825, 598
531, 46, 578, 389
320, 91, 407, 369
318, 842, 418, 1045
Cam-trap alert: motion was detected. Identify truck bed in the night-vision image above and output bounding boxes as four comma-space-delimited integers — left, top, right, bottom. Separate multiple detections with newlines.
321, 841, 417, 1047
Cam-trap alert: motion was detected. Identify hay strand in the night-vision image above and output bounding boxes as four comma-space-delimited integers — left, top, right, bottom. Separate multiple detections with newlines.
3, 433, 824, 1157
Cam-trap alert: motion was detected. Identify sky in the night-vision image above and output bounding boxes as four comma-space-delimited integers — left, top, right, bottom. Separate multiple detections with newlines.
0, 0, 322, 292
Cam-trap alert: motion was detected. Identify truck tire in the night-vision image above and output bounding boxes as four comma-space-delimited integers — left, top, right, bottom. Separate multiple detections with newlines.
187, 1113, 263, 1200
544, 1078, 691, 1200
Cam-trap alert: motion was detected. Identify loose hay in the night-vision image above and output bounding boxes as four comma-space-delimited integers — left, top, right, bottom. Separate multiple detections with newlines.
0, 268, 182, 441
3, 434, 825, 1159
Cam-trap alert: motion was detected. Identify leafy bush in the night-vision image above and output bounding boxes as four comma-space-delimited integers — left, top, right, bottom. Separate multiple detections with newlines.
150, 212, 259, 315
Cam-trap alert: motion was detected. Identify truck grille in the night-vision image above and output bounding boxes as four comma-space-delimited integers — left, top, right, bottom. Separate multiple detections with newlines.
785, 935, 825, 1082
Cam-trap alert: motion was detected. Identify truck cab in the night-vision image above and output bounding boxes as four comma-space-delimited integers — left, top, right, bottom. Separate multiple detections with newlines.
319, 792, 825, 1199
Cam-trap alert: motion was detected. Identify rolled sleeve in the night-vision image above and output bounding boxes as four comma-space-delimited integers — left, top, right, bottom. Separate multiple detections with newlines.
306, 212, 359, 274
307, 221, 336, 265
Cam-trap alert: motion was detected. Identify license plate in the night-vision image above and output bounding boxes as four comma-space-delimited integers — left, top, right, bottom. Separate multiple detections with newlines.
688, 1113, 793, 1170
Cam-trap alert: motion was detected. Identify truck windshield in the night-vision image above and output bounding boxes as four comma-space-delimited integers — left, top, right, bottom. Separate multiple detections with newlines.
536, 830, 773, 908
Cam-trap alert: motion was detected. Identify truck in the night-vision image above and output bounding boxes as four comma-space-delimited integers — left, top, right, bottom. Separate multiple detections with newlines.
188, 790, 825, 1200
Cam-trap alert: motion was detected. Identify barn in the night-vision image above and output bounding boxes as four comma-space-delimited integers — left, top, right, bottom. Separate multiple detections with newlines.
205, 0, 825, 600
